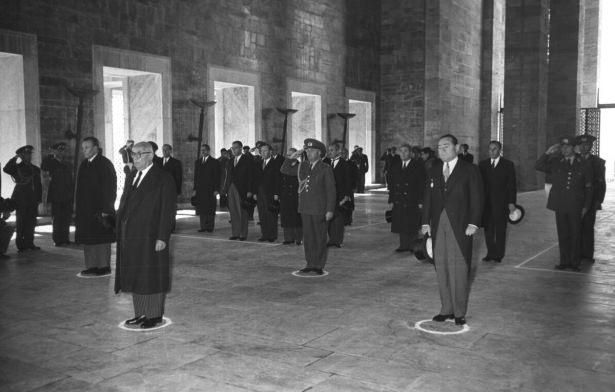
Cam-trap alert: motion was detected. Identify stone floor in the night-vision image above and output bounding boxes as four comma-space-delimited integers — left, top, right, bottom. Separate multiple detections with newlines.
1, 188, 615, 392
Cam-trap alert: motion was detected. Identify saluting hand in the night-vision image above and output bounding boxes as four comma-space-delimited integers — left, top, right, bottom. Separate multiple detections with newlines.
421, 225, 430, 236
155, 240, 166, 252
465, 225, 477, 236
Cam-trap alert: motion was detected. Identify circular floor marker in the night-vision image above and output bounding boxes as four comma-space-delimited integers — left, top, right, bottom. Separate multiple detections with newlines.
411, 319, 470, 335
76, 272, 111, 278
291, 270, 329, 278
118, 317, 172, 332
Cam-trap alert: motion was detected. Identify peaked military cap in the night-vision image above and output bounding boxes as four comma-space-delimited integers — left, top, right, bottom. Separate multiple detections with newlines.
303, 138, 326, 157
575, 134, 596, 145
15, 145, 34, 155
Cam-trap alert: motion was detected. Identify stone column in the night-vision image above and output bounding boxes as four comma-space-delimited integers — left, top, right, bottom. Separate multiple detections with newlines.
503, 0, 550, 191
576, 0, 600, 111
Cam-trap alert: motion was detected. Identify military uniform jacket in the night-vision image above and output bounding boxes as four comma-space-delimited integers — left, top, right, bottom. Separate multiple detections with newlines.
280, 158, 336, 216
422, 159, 483, 264
535, 154, 593, 213
41, 155, 73, 203
388, 159, 426, 234
478, 157, 516, 224
193, 156, 220, 215
583, 154, 606, 210
3, 157, 42, 205
115, 165, 176, 295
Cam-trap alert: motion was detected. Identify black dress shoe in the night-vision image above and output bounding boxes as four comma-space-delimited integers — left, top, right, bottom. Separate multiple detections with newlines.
29, 246, 41, 251
140, 317, 163, 329
314, 269, 324, 275
570, 266, 582, 272
206, 229, 213, 233
482, 256, 492, 262
198, 229, 207, 232
299, 267, 313, 273
432, 314, 454, 322
125, 315, 146, 326
229, 236, 239, 240
554, 264, 567, 270
238, 237, 246, 241
282, 241, 294, 245
258, 238, 267, 242
455, 317, 466, 326
492, 258, 502, 263
80, 267, 98, 276
395, 248, 410, 253
96, 267, 111, 275
268, 239, 275, 243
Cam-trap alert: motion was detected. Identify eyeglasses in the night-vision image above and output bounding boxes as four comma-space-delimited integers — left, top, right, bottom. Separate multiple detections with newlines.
130, 151, 152, 159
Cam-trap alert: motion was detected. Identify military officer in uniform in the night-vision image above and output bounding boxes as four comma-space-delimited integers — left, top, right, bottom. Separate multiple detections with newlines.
3, 145, 42, 252
281, 139, 335, 275
535, 136, 593, 271
280, 148, 303, 245
388, 144, 426, 252
323, 143, 352, 248
575, 134, 606, 263
41, 142, 74, 246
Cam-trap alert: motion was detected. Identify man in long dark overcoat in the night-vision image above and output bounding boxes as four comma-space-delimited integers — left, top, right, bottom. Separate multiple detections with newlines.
41, 142, 74, 246
422, 134, 483, 326
388, 144, 426, 252
75, 137, 117, 276
254, 143, 281, 242
323, 143, 352, 248
193, 144, 220, 232
223, 141, 255, 240
280, 148, 303, 245
115, 142, 176, 329
478, 141, 517, 262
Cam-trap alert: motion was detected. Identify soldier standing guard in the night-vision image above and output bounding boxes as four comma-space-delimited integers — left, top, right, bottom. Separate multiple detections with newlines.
280, 139, 335, 275
575, 134, 606, 263
3, 146, 42, 252
41, 142, 74, 246
535, 136, 593, 271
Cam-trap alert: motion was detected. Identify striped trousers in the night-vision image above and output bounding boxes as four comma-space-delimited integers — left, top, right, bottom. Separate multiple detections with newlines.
132, 293, 166, 318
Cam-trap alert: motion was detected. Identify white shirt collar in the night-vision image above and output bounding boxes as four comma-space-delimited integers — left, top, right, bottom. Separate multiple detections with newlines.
491, 156, 500, 167
443, 156, 458, 174
88, 153, 98, 162
133, 163, 154, 186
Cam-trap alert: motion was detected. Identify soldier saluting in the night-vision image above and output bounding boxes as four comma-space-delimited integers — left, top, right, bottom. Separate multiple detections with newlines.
535, 136, 593, 271
3, 145, 42, 252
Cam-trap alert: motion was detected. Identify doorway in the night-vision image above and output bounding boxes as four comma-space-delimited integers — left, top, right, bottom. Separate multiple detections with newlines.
291, 92, 322, 150
213, 81, 256, 154
348, 99, 373, 184
598, 0, 615, 181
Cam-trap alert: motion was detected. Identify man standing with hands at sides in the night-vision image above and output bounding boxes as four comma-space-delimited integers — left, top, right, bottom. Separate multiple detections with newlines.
351, 147, 369, 193
422, 134, 482, 326
42, 142, 74, 246
161, 144, 183, 232
115, 142, 176, 329
281, 139, 336, 275
3, 145, 42, 252
323, 143, 352, 248
388, 143, 426, 253
218, 148, 230, 209
535, 137, 593, 271
576, 134, 606, 263
478, 141, 517, 263
193, 144, 220, 233
280, 148, 303, 245
254, 143, 280, 242
75, 137, 117, 276
223, 141, 255, 240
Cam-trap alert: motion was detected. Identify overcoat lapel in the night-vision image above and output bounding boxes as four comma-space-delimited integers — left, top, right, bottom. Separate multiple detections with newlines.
125, 168, 159, 210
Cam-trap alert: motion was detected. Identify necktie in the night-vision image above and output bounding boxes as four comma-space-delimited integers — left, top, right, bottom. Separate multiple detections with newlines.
132, 171, 142, 190
443, 162, 450, 182
234, 157, 239, 167
491, 159, 495, 168
263, 160, 266, 169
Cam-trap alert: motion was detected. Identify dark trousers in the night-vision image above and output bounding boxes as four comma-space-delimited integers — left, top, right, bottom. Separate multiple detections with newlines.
302, 213, 328, 269
555, 210, 582, 267
0, 221, 14, 255
434, 210, 470, 318
580, 209, 597, 260
484, 212, 507, 259
199, 213, 215, 231
84, 243, 111, 268
327, 210, 345, 245
228, 184, 249, 238
257, 190, 278, 240
356, 173, 366, 193
51, 201, 72, 244
399, 232, 416, 250
283, 226, 303, 242
219, 194, 228, 209
15, 202, 37, 250
133, 293, 166, 318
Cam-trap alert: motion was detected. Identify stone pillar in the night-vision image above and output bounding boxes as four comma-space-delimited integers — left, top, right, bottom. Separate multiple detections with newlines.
577, 0, 600, 111
546, 0, 582, 142
503, 0, 550, 191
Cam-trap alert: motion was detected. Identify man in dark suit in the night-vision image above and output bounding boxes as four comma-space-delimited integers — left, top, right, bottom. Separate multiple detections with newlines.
380, 147, 400, 187
535, 136, 593, 271
115, 142, 176, 329
350, 147, 369, 193
388, 144, 426, 252
281, 139, 336, 275
3, 145, 42, 252
161, 144, 183, 196
422, 134, 483, 326
223, 141, 255, 240
458, 143, 474, 163
576, 134, 606, 263
193, 144, 220, 233
254, 143, 281, 242
323, 143, 352, 248
478, 140, 517, 262
218, 149, 230, 208
75, 137, 117, 276
41, 142, 74, 246
148, 141, 164, 167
